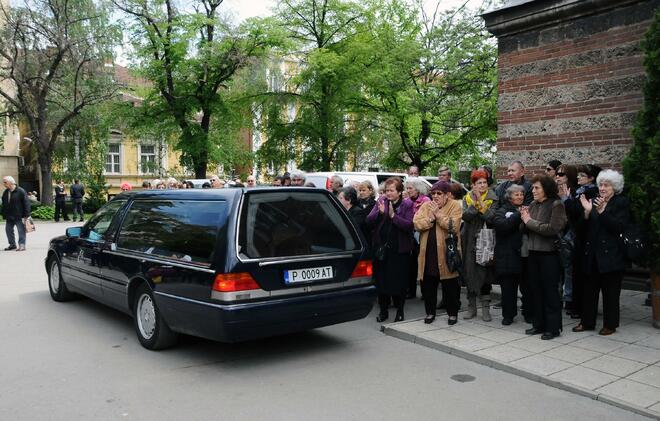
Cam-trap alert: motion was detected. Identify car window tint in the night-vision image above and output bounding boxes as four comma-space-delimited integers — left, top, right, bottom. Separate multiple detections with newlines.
238, 191, 359, 258
117, 200, 224, 265
83, 200, 126, 241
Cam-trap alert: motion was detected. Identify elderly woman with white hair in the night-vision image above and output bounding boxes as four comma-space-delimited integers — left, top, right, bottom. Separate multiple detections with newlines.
404, 177, 431, 298
573, 169, 631, 336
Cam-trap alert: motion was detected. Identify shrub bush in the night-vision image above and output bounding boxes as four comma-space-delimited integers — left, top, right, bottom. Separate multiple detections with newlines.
32, 206, 55, 220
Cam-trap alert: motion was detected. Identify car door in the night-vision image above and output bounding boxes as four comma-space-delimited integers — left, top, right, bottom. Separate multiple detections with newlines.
60, 200, 127, 299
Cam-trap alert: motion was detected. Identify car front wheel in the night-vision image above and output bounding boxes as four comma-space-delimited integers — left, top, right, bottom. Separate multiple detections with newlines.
48, 258, 74, 302
133, 283, 178, 350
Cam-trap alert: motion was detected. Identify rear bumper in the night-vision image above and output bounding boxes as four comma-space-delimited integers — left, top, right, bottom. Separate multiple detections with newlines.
154, 286, 376, 342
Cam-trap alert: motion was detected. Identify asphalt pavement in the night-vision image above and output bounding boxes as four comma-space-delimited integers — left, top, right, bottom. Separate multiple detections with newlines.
0, 221, 651, 420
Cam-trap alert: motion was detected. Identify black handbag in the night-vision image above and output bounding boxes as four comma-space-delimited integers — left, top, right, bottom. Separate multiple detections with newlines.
374, 218, 393, 262
445, 219, 462, 273
620, 223, 646, 265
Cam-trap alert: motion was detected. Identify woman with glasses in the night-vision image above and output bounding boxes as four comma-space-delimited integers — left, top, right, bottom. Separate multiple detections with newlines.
545, 160, 562, 178
414, 181, 463, 324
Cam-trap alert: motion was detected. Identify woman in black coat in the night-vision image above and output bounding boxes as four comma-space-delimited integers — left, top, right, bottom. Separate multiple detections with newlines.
492, 184, 525, 325
573, 170, 631, 336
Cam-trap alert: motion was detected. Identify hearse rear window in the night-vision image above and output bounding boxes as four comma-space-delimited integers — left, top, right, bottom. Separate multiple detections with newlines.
238, 191, 360, 258
118, 200, 224, 265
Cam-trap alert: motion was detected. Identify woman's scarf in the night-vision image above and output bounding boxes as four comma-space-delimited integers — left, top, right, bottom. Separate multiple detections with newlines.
465, 190, 493, 214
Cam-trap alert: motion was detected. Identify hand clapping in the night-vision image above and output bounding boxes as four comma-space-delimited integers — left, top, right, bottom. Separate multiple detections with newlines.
520, 206, 531, 223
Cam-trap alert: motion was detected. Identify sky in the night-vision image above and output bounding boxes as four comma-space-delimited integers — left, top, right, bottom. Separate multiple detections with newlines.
223, 0, 491, 23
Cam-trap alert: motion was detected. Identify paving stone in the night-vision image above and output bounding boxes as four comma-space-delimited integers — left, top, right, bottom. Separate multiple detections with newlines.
542, 345, 602, 364
476, 329, 527, 344
596, 379, 660, 409
550, 365, 619, 390
647, 402, 660, 414
444, 336, 498, 352
606, 326, 654, 344
418, 328, 468, 343
508, 336, 563, 353
636, 334, 660, 350
509, 354, 574, 376
448, 322, 495, 336
390, 320, 443, 335
581, 355, 648, 377
550, 330, 595, 345
570, 336, 627, 353
609, 344, 660, 365
627, 365, 660, 389
475, 344, 533, 363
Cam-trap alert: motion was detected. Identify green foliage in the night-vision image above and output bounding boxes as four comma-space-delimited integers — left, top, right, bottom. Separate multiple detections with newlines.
117, 0, 284, 177
623, 10, 660, 272
32, 206, 55, 220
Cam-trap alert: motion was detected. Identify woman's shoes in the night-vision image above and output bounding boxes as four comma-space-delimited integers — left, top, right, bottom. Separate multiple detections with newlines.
424, 315, 435, 324
376, 312, 388, 323
501, 318, 513, 326
541, 332, 560, 340
448, 316, 457, 326
394, 310, 404, 322
525, 327, 542, 335
572, 324, 593, 332
599, 327, 615, 336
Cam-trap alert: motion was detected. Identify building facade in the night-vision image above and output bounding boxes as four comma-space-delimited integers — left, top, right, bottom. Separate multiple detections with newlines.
483, 0, 659, 178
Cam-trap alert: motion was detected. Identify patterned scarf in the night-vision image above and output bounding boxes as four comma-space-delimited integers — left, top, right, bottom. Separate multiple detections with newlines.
465, 190, 494, 214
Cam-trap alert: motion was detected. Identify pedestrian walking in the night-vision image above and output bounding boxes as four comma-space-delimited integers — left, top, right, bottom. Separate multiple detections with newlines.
2, 176, 31, 251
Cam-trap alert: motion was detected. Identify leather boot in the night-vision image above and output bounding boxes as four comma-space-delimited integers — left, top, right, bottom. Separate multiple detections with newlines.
481, 296, 492, 322
463, 296, 477, 320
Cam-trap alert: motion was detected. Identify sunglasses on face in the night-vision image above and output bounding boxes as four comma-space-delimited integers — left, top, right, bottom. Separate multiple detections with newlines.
556, 172, 565, 176
431, 191, 444, 196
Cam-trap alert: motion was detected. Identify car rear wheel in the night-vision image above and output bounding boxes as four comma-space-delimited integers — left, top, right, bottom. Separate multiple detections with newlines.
48, 258, 74, 302
133, 284, 178, 350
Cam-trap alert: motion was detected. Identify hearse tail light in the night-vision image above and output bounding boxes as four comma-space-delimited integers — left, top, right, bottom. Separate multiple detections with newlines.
351, 260, 373, 278
213, 273, 260, 292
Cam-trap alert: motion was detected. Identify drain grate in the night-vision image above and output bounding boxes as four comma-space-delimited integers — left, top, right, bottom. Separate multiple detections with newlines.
450, 374, 476, 383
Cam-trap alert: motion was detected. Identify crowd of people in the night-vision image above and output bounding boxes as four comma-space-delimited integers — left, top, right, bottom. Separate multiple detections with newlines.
2, 161, 635, 339
334, 161, 634, 342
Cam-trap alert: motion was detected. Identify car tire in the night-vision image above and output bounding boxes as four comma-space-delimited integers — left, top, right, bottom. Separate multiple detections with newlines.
133, 283, 178, 350
48, 258, 74, 302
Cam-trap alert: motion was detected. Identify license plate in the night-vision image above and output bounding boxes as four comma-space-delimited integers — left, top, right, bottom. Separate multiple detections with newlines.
284, 266, 333, 284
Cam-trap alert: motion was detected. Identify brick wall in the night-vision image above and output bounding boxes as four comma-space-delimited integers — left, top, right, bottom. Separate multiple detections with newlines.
484, 0, 659, 180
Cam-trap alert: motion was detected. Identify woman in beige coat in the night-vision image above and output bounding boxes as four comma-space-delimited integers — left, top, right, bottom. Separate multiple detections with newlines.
414, 181, 463, 325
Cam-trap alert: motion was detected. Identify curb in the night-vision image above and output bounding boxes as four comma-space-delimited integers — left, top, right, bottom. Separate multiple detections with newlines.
382, 323, 660, 420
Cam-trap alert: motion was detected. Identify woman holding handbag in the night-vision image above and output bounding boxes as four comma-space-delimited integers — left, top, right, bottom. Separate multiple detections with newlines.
414, 181, 463, 324
461, 170, 499, 321
366, 177, 414, 323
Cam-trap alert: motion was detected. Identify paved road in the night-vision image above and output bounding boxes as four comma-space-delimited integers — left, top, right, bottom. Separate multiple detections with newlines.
0, 221, 649, 420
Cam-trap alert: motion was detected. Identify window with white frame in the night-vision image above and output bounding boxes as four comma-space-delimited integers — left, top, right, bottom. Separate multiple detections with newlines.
106, 144, 121, 174
139, 144, 156, 174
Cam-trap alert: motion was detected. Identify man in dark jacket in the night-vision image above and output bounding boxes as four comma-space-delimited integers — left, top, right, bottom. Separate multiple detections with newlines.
54, 179, 70, 222
495, 161, 533, 206
2, 176, 31, 251
70, 179, 85, 222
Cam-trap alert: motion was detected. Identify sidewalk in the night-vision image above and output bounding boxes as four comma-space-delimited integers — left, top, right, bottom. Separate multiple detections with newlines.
383, 289, 660, 419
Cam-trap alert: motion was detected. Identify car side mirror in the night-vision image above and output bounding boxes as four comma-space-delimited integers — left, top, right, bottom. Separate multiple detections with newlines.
66, 227, 82, 238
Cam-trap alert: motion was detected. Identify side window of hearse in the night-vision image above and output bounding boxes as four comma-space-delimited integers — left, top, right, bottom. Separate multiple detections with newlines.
84, 200, 126, 241
117, 200, 225, 264
238, 191, 359, 258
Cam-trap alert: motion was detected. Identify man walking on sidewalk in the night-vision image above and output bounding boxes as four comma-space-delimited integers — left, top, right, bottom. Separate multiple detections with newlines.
2, 176, 31, 251
70, 179, 85, 222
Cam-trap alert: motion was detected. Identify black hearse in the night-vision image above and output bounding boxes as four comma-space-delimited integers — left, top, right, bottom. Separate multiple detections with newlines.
46, 188, 375, 349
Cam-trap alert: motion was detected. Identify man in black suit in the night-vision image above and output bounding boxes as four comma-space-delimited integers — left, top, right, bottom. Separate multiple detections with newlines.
70, 179, 85, 222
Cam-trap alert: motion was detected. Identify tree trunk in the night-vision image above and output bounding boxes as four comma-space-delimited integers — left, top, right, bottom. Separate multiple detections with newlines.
38, 154, 53, 206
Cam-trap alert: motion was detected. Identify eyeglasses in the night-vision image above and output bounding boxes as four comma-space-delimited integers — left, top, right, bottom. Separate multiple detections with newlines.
577, 173, 587, 178
556, 172, 565, 177
430, 191, 444, 196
